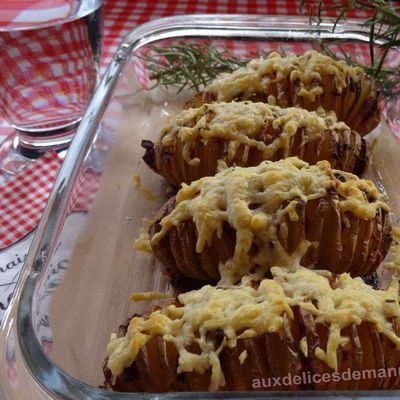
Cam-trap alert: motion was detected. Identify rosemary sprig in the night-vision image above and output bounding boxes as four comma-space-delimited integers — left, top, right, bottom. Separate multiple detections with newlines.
139, 42, 247, 93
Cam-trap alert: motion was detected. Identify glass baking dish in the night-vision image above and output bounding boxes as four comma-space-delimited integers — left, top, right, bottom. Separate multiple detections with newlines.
0, 14, 400, 400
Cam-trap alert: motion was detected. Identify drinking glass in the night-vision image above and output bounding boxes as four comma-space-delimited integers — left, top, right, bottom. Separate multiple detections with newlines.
0, 0, 103, 178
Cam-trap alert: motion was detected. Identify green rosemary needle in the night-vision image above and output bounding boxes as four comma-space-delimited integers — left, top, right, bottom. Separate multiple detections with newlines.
139, 42, 247, 93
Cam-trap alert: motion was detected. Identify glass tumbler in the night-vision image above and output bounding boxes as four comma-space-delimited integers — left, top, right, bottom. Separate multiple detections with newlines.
0, 0, 103, 176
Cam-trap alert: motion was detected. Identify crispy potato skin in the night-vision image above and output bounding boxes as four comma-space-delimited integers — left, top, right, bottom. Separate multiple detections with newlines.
103, 311, 400, 392
148, 184, 392, 283
142, 125, 368, 186
185, 74, 381, 136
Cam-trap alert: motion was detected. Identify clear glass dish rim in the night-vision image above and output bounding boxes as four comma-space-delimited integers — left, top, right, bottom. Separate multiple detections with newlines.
1, 13, 399, 400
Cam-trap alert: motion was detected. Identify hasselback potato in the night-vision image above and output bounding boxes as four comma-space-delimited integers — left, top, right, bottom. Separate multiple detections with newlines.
186, 50, 380, 136
104, 267, 400, 392
142, 102, 367, 185
149, 158, 391, 284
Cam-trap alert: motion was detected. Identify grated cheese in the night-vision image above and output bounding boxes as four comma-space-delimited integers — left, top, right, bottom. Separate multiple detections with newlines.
131, 291, 172, 302
106, 267, 400, 390
300, 336, 308, 357
135, 218, 155, 254
239, 349, 248, 365
151, 157, 390, 284
134, 227, 153, 254
160, 101, 349, 166
206, 50, 365, 103
336, 176, 389, 219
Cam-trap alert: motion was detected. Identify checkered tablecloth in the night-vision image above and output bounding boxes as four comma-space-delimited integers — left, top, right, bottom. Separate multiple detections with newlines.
0, 1, 394, 323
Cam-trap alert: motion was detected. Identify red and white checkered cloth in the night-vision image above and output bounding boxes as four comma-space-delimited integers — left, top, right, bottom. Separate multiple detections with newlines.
0, 0, 394, 250
0, 152, 60, 248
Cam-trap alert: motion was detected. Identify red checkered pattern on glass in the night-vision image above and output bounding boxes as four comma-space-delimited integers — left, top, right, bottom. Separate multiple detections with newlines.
0, 152, 60, 249
0, 19, 96, 130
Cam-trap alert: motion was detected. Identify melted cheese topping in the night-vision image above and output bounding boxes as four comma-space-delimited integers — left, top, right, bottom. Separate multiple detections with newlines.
239, 349, 248, 365
133, 173, 158, 201
300, 336, 308, 357
151, 158, 389, 284
134, 228, 153, 254
336, 176, 389, 219
161, 101, 349, 166
106, 267, 400, 390
131, 291, 172, 302
135, 218, 154, 254
206, 50, 365, 103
